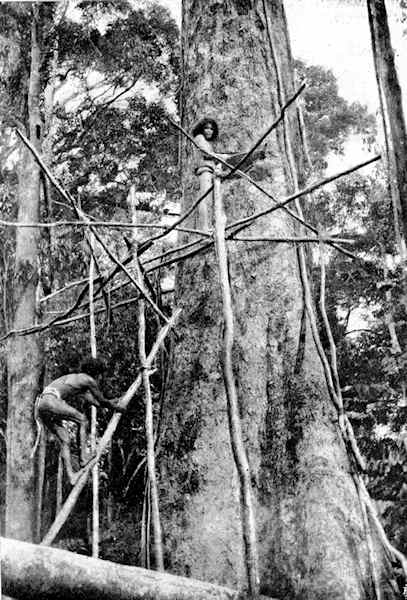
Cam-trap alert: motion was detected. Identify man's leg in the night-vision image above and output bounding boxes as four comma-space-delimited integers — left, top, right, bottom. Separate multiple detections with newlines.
39, 395, 89, 466
52, 424, 80, 486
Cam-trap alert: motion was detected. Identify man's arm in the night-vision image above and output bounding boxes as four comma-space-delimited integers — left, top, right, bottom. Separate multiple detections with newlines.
86, 378, 126, 413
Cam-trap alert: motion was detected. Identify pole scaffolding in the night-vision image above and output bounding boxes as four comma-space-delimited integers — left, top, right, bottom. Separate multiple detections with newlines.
138, 84, 306, 252
141, 153, 380, 273
13, 128, 174, 334
167, 110, 377, 262
2, 119, 379, 343
77, 205, 171, 327
40, 309, 181, 547
0, 248, 133, 341
0, 141, 374, 342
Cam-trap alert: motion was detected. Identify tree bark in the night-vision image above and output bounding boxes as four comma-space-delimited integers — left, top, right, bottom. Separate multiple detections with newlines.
5, 6, 43, 542
159, 1, 396, 598
0, 537, 239, 600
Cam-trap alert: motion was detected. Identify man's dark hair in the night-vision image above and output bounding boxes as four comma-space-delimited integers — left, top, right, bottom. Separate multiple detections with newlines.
191, 117, 219, 141
80, 356, 106, 377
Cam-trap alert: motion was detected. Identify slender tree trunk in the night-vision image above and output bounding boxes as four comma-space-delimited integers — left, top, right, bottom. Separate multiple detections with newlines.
5, 7, 43, 541
159, 1, 396, 598
367, 0, 407, 259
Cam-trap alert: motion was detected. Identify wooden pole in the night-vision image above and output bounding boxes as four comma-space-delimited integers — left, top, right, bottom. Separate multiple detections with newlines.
140, 478, 148, 568
35, 434, 46, 542
129, 183, 164, 570
40, 310, 181, 546
212, 174, 259, 599
136, 258, 165, 571
88, 231, 99, 558
56, 453, 63, 514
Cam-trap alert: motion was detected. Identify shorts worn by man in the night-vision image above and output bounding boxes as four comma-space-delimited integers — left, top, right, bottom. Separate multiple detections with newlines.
33, 362, 124, 485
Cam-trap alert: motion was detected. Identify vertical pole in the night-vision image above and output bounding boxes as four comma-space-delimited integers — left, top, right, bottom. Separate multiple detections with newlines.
140, 479, 148, 568
127, 183, 164, 570
136, 260, 164, 571
88, 232, 99, 558
56, 452, 63, 514
106, 443, 113, 528
35, 434, 46, 542
212, 174, 259, 599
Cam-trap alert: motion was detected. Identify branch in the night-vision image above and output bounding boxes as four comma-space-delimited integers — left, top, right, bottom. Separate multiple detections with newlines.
75, 76, 140, 146
142, 237, 206, 266
343, 328, 373, 336
318, 243, 365, 472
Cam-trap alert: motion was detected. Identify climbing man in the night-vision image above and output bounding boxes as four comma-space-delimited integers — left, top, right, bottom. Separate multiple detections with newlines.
192, 116, 268, 230
31, 357, 125, 485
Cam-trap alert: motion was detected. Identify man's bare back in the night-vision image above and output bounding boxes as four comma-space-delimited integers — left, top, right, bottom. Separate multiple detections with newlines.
33, 363, 124, 485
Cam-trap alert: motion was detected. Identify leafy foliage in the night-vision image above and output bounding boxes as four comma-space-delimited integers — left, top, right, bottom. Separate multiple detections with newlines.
295, 59, 376, 172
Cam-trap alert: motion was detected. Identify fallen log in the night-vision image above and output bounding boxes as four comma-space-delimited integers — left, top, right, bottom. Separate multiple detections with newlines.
1, 537, 237, 600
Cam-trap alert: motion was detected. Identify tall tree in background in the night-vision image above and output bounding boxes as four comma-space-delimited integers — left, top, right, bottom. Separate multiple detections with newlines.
367, 0, 407, 258
3, 4, 47, 541
159, 0, 395, 598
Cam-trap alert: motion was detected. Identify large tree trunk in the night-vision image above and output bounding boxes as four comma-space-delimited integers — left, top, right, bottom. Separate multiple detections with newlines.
5, 7, 43, 541
367, 0, 407, 257
0, 537, 239, 600
159, 1, 395, 599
